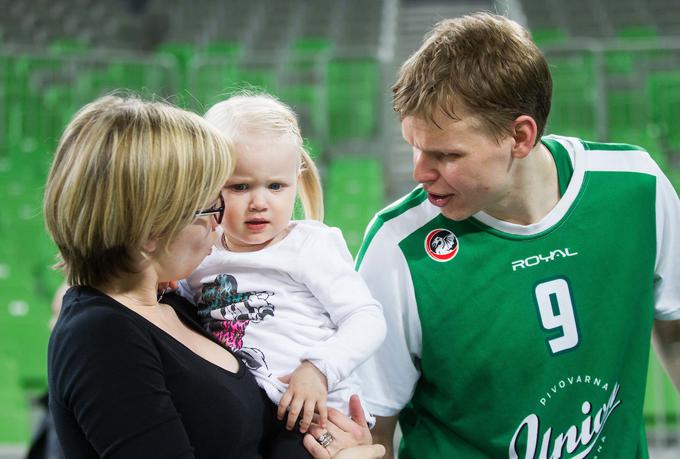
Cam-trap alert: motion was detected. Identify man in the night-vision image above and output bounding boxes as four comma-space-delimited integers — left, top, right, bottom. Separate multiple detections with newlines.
356, 12, 680, 458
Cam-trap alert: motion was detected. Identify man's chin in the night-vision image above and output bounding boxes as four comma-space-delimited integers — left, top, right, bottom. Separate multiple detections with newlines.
440, 206, 473, 222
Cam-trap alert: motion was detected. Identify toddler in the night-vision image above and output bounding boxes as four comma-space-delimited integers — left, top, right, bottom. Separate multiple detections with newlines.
179, 93, 386, 434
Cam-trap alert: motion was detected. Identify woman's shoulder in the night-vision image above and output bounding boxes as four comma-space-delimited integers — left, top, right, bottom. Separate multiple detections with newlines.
52, 286, 148, 344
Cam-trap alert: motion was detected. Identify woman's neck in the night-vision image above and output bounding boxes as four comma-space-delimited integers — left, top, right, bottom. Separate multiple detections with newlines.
96, 268, 160, 308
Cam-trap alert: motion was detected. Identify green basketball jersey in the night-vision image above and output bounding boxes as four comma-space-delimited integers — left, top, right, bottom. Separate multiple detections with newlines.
356, 135, 680, 458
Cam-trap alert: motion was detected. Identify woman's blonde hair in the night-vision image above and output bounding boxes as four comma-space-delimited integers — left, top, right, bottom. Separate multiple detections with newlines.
393, 13, 552, 144
204, 92, 323, 221
43, 94, 233, 287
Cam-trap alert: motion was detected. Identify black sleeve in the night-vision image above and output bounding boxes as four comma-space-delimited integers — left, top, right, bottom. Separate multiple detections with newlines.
50, 306, 195, 459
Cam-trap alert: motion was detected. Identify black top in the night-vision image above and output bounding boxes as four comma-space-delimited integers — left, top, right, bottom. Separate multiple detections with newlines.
48, 287, 308, 459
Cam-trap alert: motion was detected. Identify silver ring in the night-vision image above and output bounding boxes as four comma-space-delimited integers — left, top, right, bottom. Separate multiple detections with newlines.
317, 431, 335, 448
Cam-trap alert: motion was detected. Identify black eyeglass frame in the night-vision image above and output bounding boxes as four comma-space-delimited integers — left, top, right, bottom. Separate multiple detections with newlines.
194, 193, 225, 225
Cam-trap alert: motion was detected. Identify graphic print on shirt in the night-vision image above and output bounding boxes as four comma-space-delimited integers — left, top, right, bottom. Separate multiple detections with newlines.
198, 273, 275, 375
509, 378, 622, 459
424, 228, 459, 262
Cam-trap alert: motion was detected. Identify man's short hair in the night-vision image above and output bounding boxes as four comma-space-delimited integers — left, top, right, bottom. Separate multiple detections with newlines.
393, 12, 552, 143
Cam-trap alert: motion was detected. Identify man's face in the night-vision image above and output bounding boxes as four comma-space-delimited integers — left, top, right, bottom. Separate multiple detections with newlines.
402, 109, 516, 221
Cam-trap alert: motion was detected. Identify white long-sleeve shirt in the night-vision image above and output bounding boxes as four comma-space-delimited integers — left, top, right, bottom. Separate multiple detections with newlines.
179, 220, 386, 419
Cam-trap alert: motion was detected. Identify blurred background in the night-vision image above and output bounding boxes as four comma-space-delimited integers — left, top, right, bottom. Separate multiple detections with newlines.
0, 0, 679, 457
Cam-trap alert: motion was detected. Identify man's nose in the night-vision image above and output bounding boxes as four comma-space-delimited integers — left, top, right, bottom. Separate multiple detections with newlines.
412, 150, 438, 184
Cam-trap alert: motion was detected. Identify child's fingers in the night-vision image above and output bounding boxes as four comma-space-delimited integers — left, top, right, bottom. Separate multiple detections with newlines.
317, 400, 328, 429
286, 396, 304, 430
277, 391, 293, 421
298, 399, 316, 433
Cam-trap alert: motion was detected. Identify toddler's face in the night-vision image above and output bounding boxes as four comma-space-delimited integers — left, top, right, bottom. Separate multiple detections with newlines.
221, 132, 300, 252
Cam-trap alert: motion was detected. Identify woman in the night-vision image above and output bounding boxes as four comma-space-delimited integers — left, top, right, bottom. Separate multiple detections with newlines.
43, 94, 384, 459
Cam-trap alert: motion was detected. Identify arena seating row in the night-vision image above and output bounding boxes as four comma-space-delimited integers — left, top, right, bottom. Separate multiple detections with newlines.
522, 0, 680, 39
2, 0, 680, 445
324, 156, 384, 254
545, 48, 680, 190
0, 0, 384, 54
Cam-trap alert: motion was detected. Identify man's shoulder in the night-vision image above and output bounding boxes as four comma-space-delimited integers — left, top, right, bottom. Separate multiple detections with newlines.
365, 188, 430, 236
356, 187, 439, 266
547, 134, 661, 176
373, 186, 429, 221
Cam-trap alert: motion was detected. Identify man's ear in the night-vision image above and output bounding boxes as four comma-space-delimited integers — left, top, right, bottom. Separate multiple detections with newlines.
511, 115, 538, 159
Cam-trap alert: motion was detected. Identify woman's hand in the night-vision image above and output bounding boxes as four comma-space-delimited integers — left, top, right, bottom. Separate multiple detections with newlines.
303, 395, 384, 459
277, 361, 328, 433
325, 445, 385, 459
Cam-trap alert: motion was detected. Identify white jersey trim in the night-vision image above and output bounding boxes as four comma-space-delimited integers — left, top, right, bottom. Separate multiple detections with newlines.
356, 195, 439, 416
473, 136, 587, 236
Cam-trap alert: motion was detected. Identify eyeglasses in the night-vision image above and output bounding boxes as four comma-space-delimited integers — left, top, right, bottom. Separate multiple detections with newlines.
194, 193, 225, 224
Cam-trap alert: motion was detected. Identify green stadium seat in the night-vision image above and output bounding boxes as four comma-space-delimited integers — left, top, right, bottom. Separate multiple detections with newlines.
0, 356, 31, 443
48, 38, 89, 56
279, 84, 327, 140
324, 156, 383, 254
288, 38, 333, 73
616, 25, 659, 42
235, 67, 278, 93
647, 71, 680, 151
157, 42, 196, 105
531, 27, 569, 47
0, 259, 51, 388
667, 168, 680, 194
41, 85, 79, 149
303, 137, 322, 161
291, 38, 333, 56
0, 54, 9, 153
605, 50, 635, 75
546, 54, 597, 139
605, 28, 659, 76
327, 58, 379, 143
644, 351, 680, 427
203, 41, 241, 59
6, 56, 61, 150
188, 59, 240, 110
605, 90, 666, 168
607, 90, 648, 135
106, 61, 168, 97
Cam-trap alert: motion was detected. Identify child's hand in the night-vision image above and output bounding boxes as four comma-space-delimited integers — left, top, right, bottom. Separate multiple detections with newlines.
157, 281, 178, 295
277, 361, 328, 433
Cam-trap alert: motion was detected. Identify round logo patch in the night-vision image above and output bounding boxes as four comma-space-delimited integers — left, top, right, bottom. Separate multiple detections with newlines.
425, 229, 459, 262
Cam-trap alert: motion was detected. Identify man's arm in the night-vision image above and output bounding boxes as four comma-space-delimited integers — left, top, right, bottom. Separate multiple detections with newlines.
652, 319, 680, 392
372, 415, 400, 459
